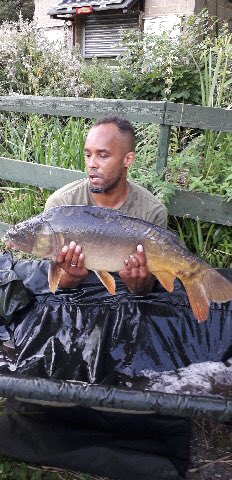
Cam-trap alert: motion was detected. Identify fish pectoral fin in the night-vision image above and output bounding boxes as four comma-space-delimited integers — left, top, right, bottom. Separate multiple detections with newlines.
153, 271, 175, 292
48, 261, 62, 294
183, 281, 210, 323
94, 270, 116, 295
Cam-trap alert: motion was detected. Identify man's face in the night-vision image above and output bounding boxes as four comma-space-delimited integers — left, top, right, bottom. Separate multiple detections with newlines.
84, 123, 134, 193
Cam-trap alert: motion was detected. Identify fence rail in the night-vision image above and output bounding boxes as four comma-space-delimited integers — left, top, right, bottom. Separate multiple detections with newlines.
0, 95, 231, 238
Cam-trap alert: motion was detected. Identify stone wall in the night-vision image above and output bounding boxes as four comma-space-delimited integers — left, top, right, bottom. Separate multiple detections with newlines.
144, 0, 196, 16
34, 0, 65, 27
34, 0, 66, 43
143, 0, 232, 34
143, 0, 195, 33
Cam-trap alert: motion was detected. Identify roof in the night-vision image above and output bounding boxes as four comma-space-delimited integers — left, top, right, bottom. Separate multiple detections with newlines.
48, 0, 136, 17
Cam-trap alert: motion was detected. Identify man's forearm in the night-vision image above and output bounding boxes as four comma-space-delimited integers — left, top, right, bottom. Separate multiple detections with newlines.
126, 273, 155, 295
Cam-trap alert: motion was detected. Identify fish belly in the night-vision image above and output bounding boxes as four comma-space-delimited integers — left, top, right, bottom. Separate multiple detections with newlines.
60, 230, 139, 273
84, 244, 133, 272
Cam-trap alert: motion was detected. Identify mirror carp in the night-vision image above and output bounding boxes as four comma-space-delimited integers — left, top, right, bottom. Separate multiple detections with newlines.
4, 205, 232, 322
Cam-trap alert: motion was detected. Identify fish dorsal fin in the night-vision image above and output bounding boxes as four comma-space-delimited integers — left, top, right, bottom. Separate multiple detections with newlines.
48, 261, 62, 293
183, 281, 210, 322
94, 270, 116, 295
153, 271, 175, 292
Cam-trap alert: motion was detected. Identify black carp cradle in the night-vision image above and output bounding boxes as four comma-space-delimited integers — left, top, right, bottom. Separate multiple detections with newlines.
4, 204, 232, 322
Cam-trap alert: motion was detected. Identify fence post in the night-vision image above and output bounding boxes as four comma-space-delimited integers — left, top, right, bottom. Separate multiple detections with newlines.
156, 124, 171, 176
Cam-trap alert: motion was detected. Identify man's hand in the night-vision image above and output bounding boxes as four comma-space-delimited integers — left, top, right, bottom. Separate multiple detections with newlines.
119, 244, 154, 295
56, 241, 88, 289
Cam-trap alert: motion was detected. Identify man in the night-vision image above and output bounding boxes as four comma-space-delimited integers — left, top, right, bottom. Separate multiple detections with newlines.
45, 116, 167, 294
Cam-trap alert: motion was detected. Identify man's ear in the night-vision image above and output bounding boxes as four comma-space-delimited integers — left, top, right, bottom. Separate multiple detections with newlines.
124, 152, 135, 168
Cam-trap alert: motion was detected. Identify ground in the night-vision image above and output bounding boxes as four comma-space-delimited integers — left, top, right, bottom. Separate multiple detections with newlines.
186, 417, 232, 480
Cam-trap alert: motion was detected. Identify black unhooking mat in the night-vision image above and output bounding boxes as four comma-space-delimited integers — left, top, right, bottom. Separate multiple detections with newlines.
0, 251, 231, 479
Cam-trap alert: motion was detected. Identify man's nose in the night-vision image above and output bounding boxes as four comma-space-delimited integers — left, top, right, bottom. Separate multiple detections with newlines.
86, 155, 98, 168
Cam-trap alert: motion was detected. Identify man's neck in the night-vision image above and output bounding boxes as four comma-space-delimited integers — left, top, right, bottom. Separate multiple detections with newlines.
90, 180, 130, 209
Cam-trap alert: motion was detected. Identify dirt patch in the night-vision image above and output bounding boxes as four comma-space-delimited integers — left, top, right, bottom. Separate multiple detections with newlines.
186, 417, 232, 480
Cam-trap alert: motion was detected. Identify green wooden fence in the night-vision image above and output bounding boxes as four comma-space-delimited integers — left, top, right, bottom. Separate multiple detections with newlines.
0, 95, 231, 238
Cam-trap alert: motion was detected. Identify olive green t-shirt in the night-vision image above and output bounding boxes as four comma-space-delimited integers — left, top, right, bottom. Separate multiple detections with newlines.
45, 178, 167, 228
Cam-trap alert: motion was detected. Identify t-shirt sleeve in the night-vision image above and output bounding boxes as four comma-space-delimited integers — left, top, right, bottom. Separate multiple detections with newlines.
146, 202, 168, 229
44, 192, 64, 210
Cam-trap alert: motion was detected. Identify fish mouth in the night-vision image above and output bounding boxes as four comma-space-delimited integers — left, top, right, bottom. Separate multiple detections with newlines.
3, 237, 15, 249
3, 233, 29, 252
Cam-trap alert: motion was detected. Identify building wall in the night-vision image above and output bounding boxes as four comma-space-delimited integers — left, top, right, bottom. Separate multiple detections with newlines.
144, 0, 196, 16
143, 0, 196, 33
194, 0, 232, 31
144, 0, 232, 33
34, 0, 66, 44
34, 0, 232, 46
216, 1, 232, 27
34, 0, 64, 27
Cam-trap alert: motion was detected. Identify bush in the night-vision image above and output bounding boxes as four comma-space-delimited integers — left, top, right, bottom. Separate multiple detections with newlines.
0, 18, 85, 97
117, 11, 232, 104
81, 10, 232, 106
0, 11, 231, 106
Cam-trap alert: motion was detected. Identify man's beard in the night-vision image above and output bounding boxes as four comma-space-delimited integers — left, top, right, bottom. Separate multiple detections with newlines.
89, 186, 105, 193
89, 174, 123, 194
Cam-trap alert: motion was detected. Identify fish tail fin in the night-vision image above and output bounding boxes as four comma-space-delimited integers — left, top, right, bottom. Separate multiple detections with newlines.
48, 261, 62, 293
94, 270, 116, 295
201, 267, 232, 303
183, 267, 232, 322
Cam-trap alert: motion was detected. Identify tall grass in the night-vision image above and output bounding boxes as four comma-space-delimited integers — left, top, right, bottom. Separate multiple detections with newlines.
129, 123, 175, 203
0, 114, 92, 223
0, 114, 91, 170
191, 32, 232, 180
170, 217, 232, 268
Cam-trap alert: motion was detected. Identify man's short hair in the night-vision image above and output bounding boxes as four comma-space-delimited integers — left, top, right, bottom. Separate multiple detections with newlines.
93, 116, 135, 151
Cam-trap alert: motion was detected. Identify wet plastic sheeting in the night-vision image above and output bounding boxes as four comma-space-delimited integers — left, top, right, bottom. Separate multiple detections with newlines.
0, 252, 231, 479
0, 254, 232, 389
0, 251, 231, 417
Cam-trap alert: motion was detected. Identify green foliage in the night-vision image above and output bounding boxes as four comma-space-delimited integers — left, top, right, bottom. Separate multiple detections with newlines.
80, 58, 119, 99
81, 10, 231, 105
0, 113, 91, 224
130, 123, 175, 204
0, 457, 91, 479
166, 28, 232, 201
0, 1, 34, 24
81, 10, 232, 108
167, 130, 232, 200
170, 217, 232, 268
192, 31, 232, 108
0, 18, 84, 96
0, 186, 49, 224
115, 28, 201, 103
0, 113, 90, 170
0, 12, 231, 106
